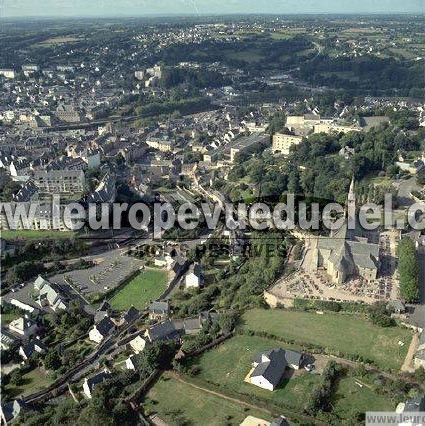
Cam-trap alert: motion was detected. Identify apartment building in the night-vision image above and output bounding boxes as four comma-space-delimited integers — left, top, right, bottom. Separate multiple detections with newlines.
34, 170, 85, 193
272, 133, 303, 156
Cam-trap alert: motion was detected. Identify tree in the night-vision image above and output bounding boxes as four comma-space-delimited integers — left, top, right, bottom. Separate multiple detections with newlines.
10, 369, 23, 386
5, 261, 45, 285
398, 238, 419, 302
218, 312, 238, 334
268, 112, 286, 135
44, 349, 62, 371
386, 164, 400, 179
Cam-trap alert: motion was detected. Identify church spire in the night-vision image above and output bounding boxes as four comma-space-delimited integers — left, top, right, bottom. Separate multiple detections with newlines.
348, 176, 355, 202
347, 177, 356, 232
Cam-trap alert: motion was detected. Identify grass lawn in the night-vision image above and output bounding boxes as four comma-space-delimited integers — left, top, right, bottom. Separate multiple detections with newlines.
189, 334, 320, 412
109, 269, 168, 311
332, 377, 394, 418
5, 368, 53, 398
144, 371, 271, 425
241, 309, 412, 370
1, 229, 75, 240
1, 313, 20, 324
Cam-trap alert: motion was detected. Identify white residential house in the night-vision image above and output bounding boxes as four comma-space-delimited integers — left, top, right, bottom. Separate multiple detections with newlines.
82, 369, 111, 399
129, 334, 147, 354
8, 317, 38, 340
125, 354, 142, 371
272, 133, 303, 156
88, 316, 115, 344
185, 263, 203, 289
247, 348, 303, 391
240, 416, 271, 426
19, 338, 46, 361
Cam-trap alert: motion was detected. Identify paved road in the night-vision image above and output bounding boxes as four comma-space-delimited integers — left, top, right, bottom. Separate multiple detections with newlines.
401, 333, 419, 373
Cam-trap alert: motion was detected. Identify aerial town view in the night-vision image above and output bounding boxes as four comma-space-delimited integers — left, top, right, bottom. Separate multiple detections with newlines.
0, 0, 424, 425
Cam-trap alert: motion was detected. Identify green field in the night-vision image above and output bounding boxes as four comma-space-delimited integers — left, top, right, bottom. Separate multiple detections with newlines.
389, 48, 416, 59
109, 269, 168, 311
241, 309, 412, 370
332, 377, 394, 418
1, 229, 75, 240
226, 49, 265, 63
145, 371, 271, 425
189, 334, 320, 412
5, 368, 53, 398
270, 32, 294, 40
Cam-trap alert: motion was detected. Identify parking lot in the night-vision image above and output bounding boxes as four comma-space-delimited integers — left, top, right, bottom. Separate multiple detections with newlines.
3, 249, 145, 312
51, 249, 145, 300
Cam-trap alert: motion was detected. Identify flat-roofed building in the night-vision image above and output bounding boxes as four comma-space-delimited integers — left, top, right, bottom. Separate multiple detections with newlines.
286, 114, 321, 131
272, 133, 303, 156
0, 69, 16, 79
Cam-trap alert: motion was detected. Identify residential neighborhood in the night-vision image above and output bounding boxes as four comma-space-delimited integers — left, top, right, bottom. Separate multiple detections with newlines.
0, 4, 425, 426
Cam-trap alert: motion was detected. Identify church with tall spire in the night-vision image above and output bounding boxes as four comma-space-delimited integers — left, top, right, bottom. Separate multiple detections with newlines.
311, 178, 380, 284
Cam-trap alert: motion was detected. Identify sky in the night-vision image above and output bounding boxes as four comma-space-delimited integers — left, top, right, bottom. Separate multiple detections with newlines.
1, 0, 424, 18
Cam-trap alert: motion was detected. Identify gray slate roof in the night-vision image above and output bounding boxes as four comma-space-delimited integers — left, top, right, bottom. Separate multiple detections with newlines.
95, 316, 115, 337
147, 319, 182, 342
251, 348, 287, 387
122, 306, 140, 324
148, 301, 170, 314
85, 370, 111, 392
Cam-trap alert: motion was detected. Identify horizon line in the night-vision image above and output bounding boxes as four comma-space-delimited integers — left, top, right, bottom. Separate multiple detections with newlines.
1, 11, 424, 20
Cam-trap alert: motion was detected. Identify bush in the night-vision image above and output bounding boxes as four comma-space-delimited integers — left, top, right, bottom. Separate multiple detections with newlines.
294, 299, 367, 314
368, 303, 396, 327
